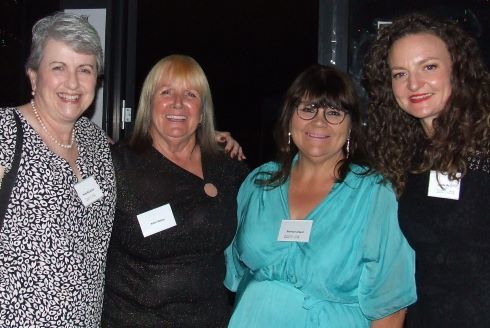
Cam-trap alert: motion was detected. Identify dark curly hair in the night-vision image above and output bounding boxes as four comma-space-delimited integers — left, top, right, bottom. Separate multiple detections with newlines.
257, 64, 371, 187
362, 13, 490, 196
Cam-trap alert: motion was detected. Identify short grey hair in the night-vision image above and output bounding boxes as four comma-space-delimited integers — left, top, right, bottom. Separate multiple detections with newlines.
26, 12, 103, 76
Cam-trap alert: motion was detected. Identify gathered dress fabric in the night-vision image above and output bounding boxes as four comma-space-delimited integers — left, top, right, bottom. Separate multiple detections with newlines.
399, 153, 490, 327
0, 108, 116, 327
102, 143, 249, 327
225, 162, 417, 327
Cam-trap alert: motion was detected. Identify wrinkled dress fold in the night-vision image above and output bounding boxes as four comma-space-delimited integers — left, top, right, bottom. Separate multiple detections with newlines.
225, 162, 417, 327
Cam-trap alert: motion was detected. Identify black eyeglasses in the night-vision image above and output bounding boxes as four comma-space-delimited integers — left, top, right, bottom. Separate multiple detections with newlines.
296, 103, 348, 125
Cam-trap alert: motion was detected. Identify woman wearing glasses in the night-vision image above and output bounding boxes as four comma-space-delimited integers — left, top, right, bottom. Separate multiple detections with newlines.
224, 64, 416, 327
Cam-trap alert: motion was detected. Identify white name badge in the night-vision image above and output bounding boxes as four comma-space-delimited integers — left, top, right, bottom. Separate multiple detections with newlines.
137, 203, 177, 237
74, 176, 104, 207
277, 219, 313, 243
427, 170, 461, 200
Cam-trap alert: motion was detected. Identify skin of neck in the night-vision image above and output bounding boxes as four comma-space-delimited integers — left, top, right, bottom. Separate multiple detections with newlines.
420, 118, 435, 138
294, 152, 344, 182
31, 97, 76, 143
151, 130, 199, 162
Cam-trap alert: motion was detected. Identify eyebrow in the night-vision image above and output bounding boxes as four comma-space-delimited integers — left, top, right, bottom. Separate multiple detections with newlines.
48, 61, 95, 68
390, 56, 440, 70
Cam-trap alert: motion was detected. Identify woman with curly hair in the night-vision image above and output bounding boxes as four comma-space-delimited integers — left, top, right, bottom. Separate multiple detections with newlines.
363, 13, 490, 326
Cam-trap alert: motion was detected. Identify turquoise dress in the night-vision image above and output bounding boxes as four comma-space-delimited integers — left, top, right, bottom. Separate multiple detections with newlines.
224, 162, 416, 327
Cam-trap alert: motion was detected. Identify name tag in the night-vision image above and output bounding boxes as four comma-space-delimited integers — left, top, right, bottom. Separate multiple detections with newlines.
427, 170, 461, 200
277, 219, 313, 243
137, 203, 177, 237
74, 176, 104, 207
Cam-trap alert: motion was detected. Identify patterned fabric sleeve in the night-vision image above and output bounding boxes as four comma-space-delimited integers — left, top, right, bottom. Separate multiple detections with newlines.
0, 108, 17, 172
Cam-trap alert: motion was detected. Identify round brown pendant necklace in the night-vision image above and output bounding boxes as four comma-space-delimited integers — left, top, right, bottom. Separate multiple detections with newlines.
204, 183, 218, 197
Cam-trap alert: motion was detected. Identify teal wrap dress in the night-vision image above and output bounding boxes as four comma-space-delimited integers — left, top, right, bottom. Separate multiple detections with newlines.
224, 162, 416, 327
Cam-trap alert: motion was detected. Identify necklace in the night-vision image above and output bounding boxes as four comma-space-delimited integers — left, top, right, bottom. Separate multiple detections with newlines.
30, 99, 75, 149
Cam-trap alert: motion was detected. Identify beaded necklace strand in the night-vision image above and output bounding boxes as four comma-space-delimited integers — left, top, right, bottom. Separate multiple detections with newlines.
30, 99, 75, 149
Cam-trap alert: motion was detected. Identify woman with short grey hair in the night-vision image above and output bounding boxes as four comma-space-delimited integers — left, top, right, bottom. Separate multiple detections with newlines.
0, 12, 115, 327
26, 11, 104, 75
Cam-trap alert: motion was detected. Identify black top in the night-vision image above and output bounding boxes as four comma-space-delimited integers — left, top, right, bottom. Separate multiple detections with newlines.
102, 143, 249, 327
399, 155, 490, 327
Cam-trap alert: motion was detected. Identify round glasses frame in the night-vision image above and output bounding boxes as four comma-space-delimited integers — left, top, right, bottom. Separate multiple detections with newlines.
296, 103, 348, 125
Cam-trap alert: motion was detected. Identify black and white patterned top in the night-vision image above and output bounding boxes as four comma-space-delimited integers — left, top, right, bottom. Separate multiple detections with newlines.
0, 107, 116, 327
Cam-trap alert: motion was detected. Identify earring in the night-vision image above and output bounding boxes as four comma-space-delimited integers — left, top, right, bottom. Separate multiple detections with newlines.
286, 132, 292, 153
346, 137, 350, 158
31, 90, 35, 97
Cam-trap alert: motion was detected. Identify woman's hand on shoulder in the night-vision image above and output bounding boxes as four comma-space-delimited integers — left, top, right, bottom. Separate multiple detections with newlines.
107, 135, 115, 145
215, 131, 246, 161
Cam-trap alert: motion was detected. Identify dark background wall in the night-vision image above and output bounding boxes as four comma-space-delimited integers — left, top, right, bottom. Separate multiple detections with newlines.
347, 0, 490, 107
134, 0, 318, 168
0, 0, 318, 169
1, 0, 489, 169
0, 0, 59, 107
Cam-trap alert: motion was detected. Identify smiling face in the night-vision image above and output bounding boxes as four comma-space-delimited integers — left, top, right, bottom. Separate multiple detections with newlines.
150, 74, 202, 146
291, 99, 351, 164
388, 33, 453, 135
28, 39, 97, 124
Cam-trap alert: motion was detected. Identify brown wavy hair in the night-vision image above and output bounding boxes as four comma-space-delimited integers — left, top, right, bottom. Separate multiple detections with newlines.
362, 13, 490, 196
257, 64, 371, 187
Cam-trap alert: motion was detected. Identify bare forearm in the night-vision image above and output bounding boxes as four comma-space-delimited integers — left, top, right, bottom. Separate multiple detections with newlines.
371, 308, 406, 328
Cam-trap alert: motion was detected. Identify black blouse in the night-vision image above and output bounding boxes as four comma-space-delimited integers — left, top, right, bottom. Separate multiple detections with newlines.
399, 155, 490, 327
102, 143, 249, 327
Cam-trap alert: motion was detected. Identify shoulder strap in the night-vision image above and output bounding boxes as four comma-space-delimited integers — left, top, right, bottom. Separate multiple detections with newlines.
0, 111, 24, 230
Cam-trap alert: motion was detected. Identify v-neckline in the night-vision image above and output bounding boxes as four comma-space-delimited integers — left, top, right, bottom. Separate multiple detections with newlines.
150, 145, 208, 182
279, 173, 343, 221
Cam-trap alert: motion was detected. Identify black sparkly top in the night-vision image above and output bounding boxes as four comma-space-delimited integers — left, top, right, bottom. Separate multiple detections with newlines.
399, 153, 490, 327
101, 142, 249, 327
